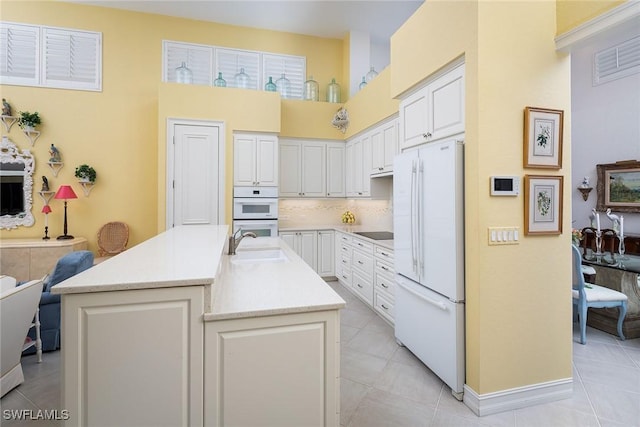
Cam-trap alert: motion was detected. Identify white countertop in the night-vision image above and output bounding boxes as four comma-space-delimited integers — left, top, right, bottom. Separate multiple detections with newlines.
51, 225, 229, 294
279, 224, 394, 250
205, 236, 346, 321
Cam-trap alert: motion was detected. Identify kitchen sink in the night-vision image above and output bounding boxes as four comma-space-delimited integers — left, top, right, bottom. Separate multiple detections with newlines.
231, 248, 289, 264
353, 231, 394, 240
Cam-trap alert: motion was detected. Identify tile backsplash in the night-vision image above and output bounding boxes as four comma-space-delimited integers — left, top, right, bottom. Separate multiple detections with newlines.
279, 199, 393, 230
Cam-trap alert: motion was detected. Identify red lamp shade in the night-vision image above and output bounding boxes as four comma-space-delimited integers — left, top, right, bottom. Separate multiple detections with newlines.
41, 205, 52, 214
54, 185, 78, 200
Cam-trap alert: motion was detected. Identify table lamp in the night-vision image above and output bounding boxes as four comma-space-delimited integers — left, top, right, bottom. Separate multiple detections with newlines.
42, 204, 52, 240
54, 185, 77, 240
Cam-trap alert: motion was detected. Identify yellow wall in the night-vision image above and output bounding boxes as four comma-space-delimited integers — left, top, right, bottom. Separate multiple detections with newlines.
0, 0, 344, 251
556, 0, 626, 35
392, 0, 572, 395
280, 100, 347, 139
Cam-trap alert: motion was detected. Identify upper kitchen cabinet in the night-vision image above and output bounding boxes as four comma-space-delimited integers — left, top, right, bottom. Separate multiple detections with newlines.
346, 134, 371, 198
370, 116, 399, 176
234, 133, 279, 187
399, 63, 465, 150
280, 139, 344, 198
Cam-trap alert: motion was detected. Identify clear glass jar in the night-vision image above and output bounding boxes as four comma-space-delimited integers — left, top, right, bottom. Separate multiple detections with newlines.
275, 73, 290, 98
365, 66, 378, 83
265, 76, 277, 92
234, 68, 250, 89
213, 72, 226, 87
303, 76, 319, 101
327, 78, 341, 103
358, 76, 367, 91
175, 62, 193, 84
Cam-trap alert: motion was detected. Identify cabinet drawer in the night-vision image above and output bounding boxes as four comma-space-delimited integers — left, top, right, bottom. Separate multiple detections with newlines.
340, 242, 352, 258
375, 246, 394, 262
351, 238, 373, 253
338, 233, 352, 245
375, 272, 395, 299
338, 267, 351, 285
374, 291, 395, 324
339, 253, 351, 270
352, 271, 373, 306
352, 249, 373, 278
375, 259, 395, 278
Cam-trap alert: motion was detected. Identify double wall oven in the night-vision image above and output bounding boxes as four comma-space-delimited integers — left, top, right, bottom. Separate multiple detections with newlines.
233, 187, 278, 237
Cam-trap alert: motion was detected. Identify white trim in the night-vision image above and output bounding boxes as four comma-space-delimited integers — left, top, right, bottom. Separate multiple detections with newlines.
166, 118, 226, 230
462, 377, 573, 417
555, 1, 640, 52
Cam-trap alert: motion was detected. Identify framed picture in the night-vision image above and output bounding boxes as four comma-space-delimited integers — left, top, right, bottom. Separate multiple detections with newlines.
524, 175, 563, 235
523, 107, 564, 169
596, 160, 640, 213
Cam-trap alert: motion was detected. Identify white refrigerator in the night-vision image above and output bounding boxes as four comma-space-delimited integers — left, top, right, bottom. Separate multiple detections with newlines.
393, 137, 465, 399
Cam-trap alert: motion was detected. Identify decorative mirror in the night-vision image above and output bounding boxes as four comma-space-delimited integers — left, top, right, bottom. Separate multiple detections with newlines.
1, 136, 34, 229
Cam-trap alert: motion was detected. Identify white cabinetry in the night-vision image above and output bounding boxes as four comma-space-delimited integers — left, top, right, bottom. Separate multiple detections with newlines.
279, 231, 317, 271
346, 135, 371, 197
204, 311, 339, 427
233, 133, 278, 187
279, 140, 344, 198
280, 229, 335, 278
370, 117, 399, 176
62, 286, 205, 427
335, 231, 395, 325
399, 63, 465, 150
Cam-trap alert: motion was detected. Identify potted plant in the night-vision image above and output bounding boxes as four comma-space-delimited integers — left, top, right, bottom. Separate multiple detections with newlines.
75, 164, 97, 183
18, 111, 41, 131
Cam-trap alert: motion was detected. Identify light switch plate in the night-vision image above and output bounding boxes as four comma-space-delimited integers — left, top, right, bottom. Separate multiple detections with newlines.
488, 227, 520, 245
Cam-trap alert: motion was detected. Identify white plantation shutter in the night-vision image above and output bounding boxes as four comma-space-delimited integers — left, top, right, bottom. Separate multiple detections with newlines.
215, 48, 260, 90
163, 41, 213, 85
42, 28, 101, 91
0, 22, 40, 86
594, 35, 640, 85
263, 53, 305, 99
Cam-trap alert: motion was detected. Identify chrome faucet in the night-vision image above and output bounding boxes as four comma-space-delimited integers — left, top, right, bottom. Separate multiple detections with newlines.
228, 229, 257, 255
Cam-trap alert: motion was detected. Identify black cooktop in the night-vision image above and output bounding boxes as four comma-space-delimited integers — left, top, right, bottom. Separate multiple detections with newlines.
353, 231, 394, 240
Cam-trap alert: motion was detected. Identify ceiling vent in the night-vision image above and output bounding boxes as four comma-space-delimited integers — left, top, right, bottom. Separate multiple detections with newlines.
593, 35, 640, 86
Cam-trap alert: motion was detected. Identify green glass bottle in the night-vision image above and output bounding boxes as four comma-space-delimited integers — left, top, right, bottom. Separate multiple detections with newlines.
265, 76, 277, 92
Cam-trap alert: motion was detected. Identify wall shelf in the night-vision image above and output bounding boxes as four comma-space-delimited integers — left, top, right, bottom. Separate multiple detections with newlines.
38, 191, 55, 205
78, 181, 95, 196
0, 115, 18, 132
23, 129, 41, 146
47, 162, 63, 177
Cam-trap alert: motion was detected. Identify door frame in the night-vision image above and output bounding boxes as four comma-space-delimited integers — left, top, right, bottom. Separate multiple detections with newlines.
166, 118, 226, 229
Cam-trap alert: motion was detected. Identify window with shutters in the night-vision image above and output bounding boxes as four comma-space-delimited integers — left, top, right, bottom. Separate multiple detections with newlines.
0, 21, 101, 91
162, 40, 306, 97
593, 35, 640, 86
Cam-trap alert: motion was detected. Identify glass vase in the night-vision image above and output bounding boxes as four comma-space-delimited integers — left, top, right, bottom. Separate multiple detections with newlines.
175, 62, 193, 84
234, 68, 250, 89
365, 66, 378, 83
358, 76, 367, 91
303, 76, 319, 101
213, 72, 226, 87
275, 73, 290, 99
265, 76, 277, 92
327, 78, 341, 103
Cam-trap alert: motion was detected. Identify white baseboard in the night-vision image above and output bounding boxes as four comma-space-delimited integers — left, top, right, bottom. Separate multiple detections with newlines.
463, 378, 573, 416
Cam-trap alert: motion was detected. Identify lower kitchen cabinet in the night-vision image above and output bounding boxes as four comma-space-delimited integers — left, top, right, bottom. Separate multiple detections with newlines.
204, 310, 340, 426
317, 230, 335, 278
280, 229, 335, 277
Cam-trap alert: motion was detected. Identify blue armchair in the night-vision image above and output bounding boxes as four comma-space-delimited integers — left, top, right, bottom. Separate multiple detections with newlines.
22, 250, 94, 354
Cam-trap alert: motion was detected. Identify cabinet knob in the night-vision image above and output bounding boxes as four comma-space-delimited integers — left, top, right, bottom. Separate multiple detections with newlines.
381, 304, 389, 310
381, 283, 388, 288
423, 132, 432, 139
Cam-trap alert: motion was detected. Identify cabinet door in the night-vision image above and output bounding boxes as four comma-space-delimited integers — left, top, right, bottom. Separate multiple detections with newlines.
428, 64, 465, 141
279, 232, 298, 253
233, 135, 257, 186
279, 142, 302, 197
255, 135, 278, 186
382, 119, 399, 172
370, 128, 384, 174
399, 87, 429, 150
317, 230, 335, 277
299, 231, 318, 272
345, 142, 355, 197
326, 143, 345, 197
301, 142, 326, 198
361, 134, 371, 197
353, 138, 364, 196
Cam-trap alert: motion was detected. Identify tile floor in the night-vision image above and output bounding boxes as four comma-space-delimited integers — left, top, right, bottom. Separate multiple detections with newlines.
2, 280, 639, 427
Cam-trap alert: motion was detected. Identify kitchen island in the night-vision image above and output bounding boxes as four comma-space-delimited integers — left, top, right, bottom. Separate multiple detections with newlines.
52, 225, 345, 427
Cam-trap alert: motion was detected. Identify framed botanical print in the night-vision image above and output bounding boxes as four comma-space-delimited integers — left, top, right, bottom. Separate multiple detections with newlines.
523, 107, 564, 169
596, 160, 640, 213
524, 175, 563, 235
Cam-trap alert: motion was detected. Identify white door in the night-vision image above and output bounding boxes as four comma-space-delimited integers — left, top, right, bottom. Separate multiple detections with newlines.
279, 142, 302, 197
370, 128, 384, 174
399, 87, 428, 150
301, 142, 326, 198
171, 123, 222, 227
317, 230, 335, 277
233, 135, 257, 186
393, 149, 419, 283
299, 231, 318, 271
345, 142, 355, 197
255, 135, 278, 186
382, 119, 398, 172
427, 64, 465, 141
326, 143, 345, 197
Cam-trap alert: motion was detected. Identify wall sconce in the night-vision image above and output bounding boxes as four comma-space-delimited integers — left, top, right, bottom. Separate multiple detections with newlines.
578, 186, 593, 201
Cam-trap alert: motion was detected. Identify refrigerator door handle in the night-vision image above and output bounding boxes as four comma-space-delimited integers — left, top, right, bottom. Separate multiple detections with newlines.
418, 158, 424, 278
397, 280, 448, 311
410, 159, 418, 274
